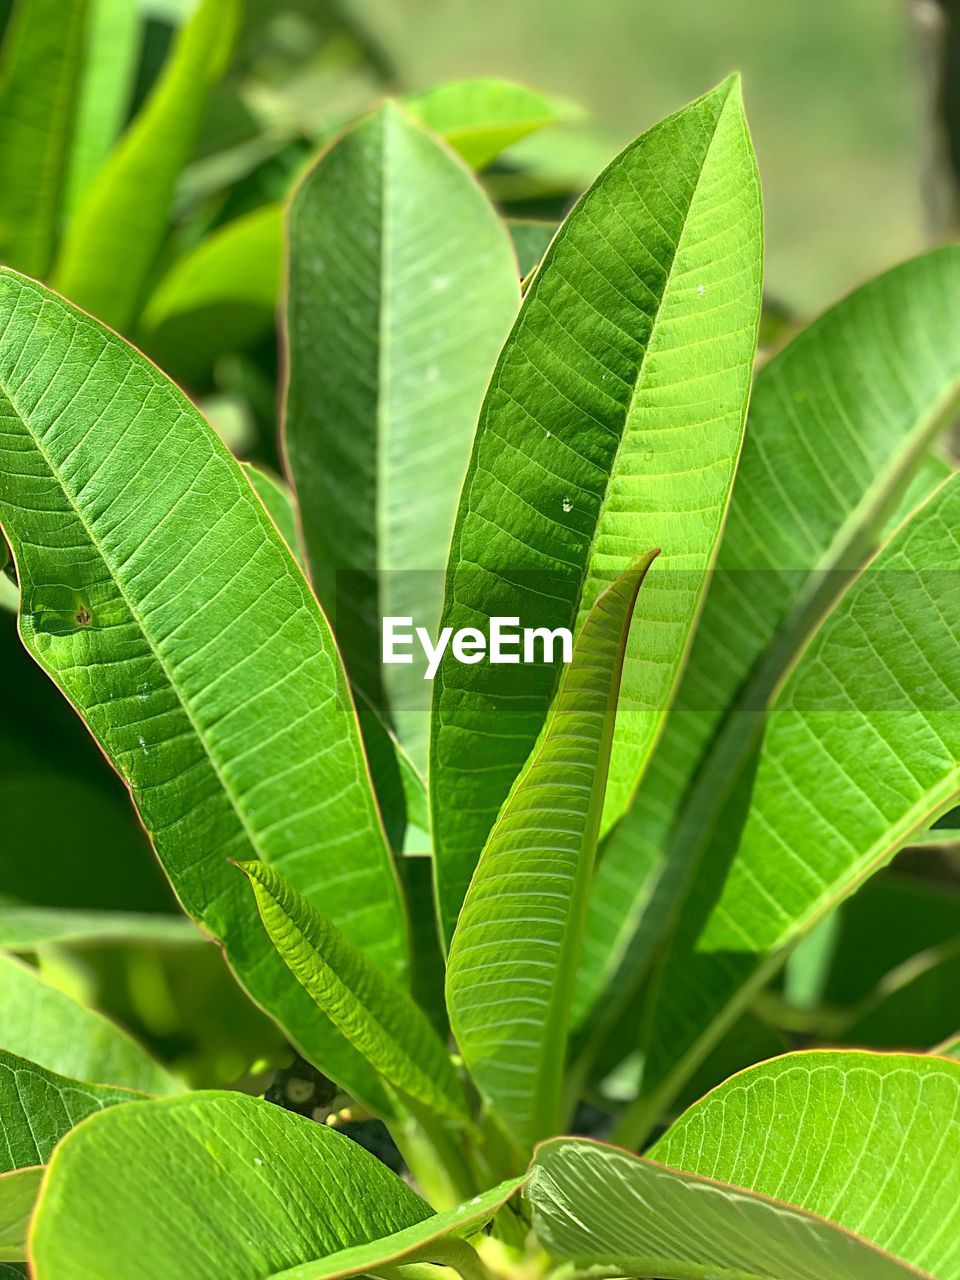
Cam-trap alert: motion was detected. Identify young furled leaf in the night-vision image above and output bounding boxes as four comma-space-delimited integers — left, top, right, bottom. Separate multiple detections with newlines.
240, 860, 470, 1124
446, 553, 657, 1155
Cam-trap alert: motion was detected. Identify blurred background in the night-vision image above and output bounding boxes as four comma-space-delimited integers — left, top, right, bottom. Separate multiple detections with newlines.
343, 0, 931, 314
1, 0, 958, 1100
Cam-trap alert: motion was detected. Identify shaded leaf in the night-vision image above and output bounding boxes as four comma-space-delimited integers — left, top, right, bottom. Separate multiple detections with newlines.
0, 902, 197, 950
139, 204, 283, 383
0, 269, 408, 1115
284, 103, 519, 768
240, 861, 469, 1123
430, 76, 763, 943
65, 0, 141, 212
0, 0, 88, 276
446, 555, 657, 1153
0, 1167, 41, 1264
506, 218, 557, 280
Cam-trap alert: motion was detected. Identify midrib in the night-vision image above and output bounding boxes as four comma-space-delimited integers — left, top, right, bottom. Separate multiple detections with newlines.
571, 90, 733, 640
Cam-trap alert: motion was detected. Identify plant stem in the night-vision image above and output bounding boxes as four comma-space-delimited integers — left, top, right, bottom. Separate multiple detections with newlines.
388, 1102, 476, 1209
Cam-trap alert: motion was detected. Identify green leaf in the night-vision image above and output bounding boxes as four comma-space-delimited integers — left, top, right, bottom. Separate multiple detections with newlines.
0, 1167, 41, 1264
52, 0, 240, 330
579, 247, 960, 1032
29, 1091, 440, 1280
283, 102, 519, 769
935, 1035, 960, 1058
0, 902, 197, 950
430, 76, 763, 944
0, 269, 408, 1116
446, 554, 657, 1153
530, 1052, 960, 1280
621, 473, 960, 1141
240, 461, 304, 569
0, 1050, 139, 1173
0, 0, 89, 277
0, 953, 179, 1095
64, 0, 141, 213
139, 204, 283, 384
405, 78, 577, 169
881, 452, 954, 541
240, 860, 469, 1123
24, 1090, 512, 1280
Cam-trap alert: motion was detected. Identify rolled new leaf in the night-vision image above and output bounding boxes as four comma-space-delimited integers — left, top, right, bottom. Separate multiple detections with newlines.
430, 75, 763, 945
530, 1052, 960, 1280
239, 861, 470, 1124
446, 552, 658, 1154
